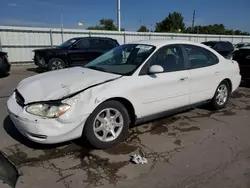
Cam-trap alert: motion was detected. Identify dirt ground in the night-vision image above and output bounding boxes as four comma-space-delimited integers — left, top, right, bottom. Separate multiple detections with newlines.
1, 65, 250, 188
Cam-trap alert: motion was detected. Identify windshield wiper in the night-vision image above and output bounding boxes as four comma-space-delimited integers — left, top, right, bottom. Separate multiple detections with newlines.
86, 66, 107, 72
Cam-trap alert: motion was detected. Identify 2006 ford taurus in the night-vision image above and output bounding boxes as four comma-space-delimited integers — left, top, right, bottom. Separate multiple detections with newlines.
7, 40, 241, 149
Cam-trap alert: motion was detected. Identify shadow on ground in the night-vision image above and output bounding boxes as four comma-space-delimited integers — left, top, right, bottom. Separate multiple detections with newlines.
0, 73, 10, 79
26, 67, 46, 74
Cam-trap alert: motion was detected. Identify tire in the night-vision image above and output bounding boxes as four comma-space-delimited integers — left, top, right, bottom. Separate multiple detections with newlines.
210, 81, 230, 110
83, 100, 130, 149
47, 58, 66, 71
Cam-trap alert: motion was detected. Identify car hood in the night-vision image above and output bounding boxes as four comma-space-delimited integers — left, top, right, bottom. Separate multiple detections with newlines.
33, 47, 66, 53
16, 67, 121, 104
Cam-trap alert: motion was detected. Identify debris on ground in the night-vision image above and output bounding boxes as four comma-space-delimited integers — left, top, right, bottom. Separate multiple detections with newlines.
0, 151, 20, 188
130, 154, 148, 164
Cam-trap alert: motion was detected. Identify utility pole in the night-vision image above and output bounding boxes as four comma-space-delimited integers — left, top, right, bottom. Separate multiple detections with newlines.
117, 0, 121, 31
61, 14, 64, 42
192, 10, 195, 32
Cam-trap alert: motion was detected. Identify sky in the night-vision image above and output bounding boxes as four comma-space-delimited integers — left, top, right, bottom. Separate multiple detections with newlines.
0, 0, 250, 32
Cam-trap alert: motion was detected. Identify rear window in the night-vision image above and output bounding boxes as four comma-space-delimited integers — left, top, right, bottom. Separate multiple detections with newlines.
202, 42, 217, 48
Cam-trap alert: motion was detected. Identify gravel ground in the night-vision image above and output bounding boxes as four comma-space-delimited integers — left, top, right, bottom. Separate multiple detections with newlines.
0, 65, 250, 188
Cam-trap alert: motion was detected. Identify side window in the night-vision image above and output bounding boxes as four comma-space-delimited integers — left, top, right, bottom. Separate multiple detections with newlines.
90, 39, 103, 49
183, 44, 219, 69
76, 39, 90, 49
139, 45, 185, 75
90, 39, 117, 50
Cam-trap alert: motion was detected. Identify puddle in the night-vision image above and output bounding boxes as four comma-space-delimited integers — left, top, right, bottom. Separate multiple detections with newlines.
8, 144, 84, 166
244, 106, 250, 111
168, 133, 177, 136
231, 91, 250, 99
6, 144, 128, 186
220, 110, 237, 116
104, 143, 137, 155
173, 140, 182, 146
0, 151, 20, 188
179, 122, 190, 126
150, 117, 178, 135
174, 126, 200, 132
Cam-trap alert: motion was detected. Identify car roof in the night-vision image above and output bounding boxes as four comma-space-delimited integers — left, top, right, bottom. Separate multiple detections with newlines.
127, 39, 207, 48
204, 40, 230, 43
71, 37, 116, 40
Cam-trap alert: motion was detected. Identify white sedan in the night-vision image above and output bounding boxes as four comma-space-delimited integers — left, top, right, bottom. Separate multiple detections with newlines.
7, 40, 241, 149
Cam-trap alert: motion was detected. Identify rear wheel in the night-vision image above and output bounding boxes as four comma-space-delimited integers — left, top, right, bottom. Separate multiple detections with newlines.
83, 100, 130, 149
210, 81, 230, 110
47, 58, 66, 71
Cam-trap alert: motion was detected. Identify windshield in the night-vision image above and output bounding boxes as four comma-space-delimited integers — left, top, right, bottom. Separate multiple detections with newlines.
57, 38, 78, 48
84, 44, 156, 75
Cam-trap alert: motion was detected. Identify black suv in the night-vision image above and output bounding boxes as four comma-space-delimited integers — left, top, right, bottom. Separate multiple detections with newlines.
202, 41, 234, 59
233, 47, 250, 83
33, 37, 119, 71
0, 51, 11, 76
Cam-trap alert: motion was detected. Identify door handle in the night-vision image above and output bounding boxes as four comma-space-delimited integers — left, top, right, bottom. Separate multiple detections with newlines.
179, 77, 188, 81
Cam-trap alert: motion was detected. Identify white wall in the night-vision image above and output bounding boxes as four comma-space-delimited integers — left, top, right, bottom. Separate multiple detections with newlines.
0, 26, 249, 63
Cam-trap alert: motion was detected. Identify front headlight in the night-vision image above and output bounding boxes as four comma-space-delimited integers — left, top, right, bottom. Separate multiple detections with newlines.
26, 103, 71, 118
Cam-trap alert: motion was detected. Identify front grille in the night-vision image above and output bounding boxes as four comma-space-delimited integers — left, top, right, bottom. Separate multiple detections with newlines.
15, 90, 25, 107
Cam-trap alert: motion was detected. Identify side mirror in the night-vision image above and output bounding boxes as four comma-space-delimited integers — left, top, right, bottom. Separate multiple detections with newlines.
148, 65, 164, 74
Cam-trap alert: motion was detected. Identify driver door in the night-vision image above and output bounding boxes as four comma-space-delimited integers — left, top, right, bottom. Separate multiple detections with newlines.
132, 44, 190, 118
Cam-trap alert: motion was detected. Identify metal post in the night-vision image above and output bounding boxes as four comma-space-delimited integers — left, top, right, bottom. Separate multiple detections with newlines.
123, 32, 126, 44
0, 36, 2, 51
50, 30, 53, 47
61, 14, 64, 43
117, 0, 121, 31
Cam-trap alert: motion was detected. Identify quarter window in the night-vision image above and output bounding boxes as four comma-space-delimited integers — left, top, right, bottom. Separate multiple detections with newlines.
140, 45, 185, 75
183, 44, 219, 69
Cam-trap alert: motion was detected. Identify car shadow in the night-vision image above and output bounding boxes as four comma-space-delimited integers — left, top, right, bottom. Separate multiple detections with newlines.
26, 67, 46, 74
0, 73, 10, 78
3, 116, 92, 150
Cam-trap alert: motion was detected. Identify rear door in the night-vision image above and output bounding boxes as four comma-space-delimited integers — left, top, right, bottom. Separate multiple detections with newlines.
182, 44, 221, 104
234, 49, 250, 79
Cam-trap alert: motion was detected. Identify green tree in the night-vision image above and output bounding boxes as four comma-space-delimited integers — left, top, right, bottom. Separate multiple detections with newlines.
185, 24, 249, 35
137, 25, 149, 32
86, 19, 125, 31
155, 12, 185, 32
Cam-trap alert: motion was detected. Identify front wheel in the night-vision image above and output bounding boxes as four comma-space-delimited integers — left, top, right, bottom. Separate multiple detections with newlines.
210, 81, 230, 110
47, 58, 66, 71
83, 100, 130, 149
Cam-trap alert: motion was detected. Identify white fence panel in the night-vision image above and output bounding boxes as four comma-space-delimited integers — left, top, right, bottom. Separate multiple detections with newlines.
0, 26, 250, 63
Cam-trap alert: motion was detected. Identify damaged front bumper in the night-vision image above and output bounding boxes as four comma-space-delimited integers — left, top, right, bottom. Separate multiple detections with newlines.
7, 93, 90, 144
